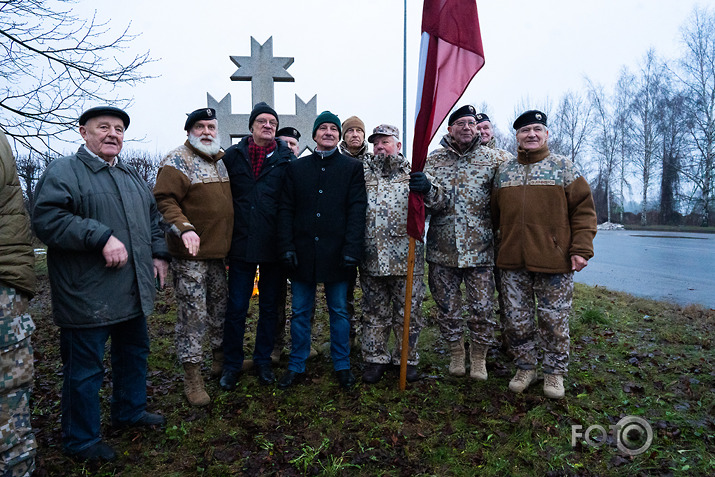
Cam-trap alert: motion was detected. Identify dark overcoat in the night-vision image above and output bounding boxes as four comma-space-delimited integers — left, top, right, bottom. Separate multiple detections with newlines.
223, 137, 293, 263
32, 146, 169, 328
278, 149, 366, 283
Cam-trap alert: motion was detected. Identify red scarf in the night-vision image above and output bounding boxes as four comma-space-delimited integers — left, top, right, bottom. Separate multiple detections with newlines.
248, 137, 277, 178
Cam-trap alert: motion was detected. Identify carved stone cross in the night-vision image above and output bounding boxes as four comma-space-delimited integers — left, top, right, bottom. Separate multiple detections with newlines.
208, 37, 319, 154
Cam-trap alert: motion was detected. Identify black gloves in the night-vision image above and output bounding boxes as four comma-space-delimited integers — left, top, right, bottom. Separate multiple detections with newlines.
282, 251, 298, 271
341, 255, 360, 269
409, 172, 432, 194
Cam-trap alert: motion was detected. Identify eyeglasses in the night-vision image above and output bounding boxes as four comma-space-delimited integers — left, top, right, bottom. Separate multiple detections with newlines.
254, 118, 278, 129
453, 120, 477, 128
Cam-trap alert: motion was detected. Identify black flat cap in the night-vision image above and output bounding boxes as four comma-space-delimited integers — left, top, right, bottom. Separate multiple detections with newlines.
513, 110, 547, 130
448, 105, 477, 126
184, 108, 217, 131
276, 127, 301, 140
475, 113, 490, 124
79, 106, 130, 129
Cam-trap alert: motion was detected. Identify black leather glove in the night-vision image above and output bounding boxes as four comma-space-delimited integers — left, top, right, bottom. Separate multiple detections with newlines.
282, 251, 298, 271
341, 255, 359, 269
409, 172, 432, 194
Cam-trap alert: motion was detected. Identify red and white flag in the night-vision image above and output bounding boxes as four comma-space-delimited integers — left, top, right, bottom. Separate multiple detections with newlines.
407, 0, 485, 240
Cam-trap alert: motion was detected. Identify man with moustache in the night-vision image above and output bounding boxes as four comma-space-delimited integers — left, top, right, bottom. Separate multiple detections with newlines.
33, 106, 169, 462
277, 126, 301, 157
220, 102, 293, 390
423, 104, 503, 381
277, 111, 366, 390
492, 110, 596, 399
360, 124, 441, 384
154, 108, 233, 406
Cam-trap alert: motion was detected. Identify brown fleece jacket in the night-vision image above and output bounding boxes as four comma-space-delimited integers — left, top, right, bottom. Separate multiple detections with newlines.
154, 142, 233, 260
492, 144, 597, 274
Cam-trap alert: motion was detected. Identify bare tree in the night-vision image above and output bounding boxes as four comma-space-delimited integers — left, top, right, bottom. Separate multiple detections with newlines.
551, 90, 593, 172
15, 151, 56, 216
613, 68, 636, 224
630, 49, 664, 225
586, 79, 620, 223
656, 78, 688, 225
121, 149, 162, 190
0, 0, 153, 155
675, 6, 715, 226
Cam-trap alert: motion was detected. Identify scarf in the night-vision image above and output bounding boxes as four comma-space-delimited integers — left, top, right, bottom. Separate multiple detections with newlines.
248, 136, 277, 178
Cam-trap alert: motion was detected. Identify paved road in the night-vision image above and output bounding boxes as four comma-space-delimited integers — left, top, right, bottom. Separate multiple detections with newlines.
574, 230, 715, 309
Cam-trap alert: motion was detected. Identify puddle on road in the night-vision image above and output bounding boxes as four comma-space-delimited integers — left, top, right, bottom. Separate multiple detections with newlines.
629, 235, 707, 240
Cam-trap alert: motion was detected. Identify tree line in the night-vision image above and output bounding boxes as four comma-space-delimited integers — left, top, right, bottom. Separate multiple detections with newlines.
4, 2, 713, 227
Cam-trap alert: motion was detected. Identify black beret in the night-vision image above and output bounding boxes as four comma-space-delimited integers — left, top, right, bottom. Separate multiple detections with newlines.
475, 113, 490, 124
513, 110, 547, 130
249, 102, 278, 129
184, 108, 216, 131
276, 127, 301, 140
448, 105, 477, 126
79, 106, 130, 129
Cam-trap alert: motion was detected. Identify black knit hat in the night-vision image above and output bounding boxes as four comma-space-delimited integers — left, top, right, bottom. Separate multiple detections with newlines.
513, 110, 547, 130
249, 102, 279, 130
448, 105, 477, 126
79, 106, 130, 129
184, 108, 216, 131
276, 127, 301, 140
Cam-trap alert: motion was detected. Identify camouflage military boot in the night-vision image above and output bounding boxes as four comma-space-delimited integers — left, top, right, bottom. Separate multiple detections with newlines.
183, 363, 210, 407
543, 373, 565, 399
469, 343, 488, 380
211, 349, 224, 378
508, 368, 537, 393
448, 337, 466, 376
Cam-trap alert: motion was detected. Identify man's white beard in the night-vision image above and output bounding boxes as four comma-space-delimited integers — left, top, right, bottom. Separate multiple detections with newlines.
188, 133, 221, 156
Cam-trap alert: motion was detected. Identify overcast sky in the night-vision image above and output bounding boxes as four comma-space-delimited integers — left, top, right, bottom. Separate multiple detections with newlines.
71, 0, 707, 157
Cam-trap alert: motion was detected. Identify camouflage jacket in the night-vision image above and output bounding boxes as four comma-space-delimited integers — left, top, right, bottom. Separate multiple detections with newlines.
492, 145, 597, 274
154, 141, 233, 260
483, 137, 515, 165
339, 140, 370, 161
424, 134, 502, 268
361, 153, 439, 276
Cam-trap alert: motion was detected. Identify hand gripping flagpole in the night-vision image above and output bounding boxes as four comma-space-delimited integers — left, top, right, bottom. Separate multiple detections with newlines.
399, 0, 485, 390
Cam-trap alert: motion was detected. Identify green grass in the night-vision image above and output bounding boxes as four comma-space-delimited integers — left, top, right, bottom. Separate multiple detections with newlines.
29, 271, 714, 476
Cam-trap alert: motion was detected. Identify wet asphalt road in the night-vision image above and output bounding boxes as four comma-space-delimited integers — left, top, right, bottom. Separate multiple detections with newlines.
574, 230, 715, 309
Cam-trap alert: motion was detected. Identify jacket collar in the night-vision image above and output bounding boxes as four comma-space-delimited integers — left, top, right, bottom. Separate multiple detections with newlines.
516, 144, 550, 164
439, 134, 480, 156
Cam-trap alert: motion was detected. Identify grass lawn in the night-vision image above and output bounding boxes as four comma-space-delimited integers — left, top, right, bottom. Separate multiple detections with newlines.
29, 264, 714, 476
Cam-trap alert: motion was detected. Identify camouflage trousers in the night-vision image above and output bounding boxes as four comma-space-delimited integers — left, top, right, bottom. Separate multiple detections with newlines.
500, 269, 573, 375
360, 273, 425, 366
428, 263, 496, 346
171, 259, 227, 364
0, 285, 36, 477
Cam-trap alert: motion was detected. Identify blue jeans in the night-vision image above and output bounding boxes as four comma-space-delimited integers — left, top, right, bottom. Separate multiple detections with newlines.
223, 260, 283, 371
60, 316, 149, 453
288, 280, 351, 373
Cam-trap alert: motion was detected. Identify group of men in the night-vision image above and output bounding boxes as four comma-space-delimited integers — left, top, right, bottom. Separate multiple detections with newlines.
0, 99, 596, 470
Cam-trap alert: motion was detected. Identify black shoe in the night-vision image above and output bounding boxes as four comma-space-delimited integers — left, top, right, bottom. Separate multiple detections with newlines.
255, 363, 276, 385
220, 369, 241, 390
336, 369, 356, 389
362, 363, 387, 384
69, 441, 117, 462
405, 365, 420, 382
113, 411, 165, 430
277, 370, 302, 390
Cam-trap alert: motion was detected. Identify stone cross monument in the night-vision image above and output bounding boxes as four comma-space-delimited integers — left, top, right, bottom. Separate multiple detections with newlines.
208, 37, 318, 154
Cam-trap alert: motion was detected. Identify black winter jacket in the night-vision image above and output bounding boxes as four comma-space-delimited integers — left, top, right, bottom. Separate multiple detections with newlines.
223, 137, 292, 263
278, 149, 366, 283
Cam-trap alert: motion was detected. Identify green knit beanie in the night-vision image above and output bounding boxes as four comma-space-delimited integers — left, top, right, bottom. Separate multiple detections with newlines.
312, 111, 341, 139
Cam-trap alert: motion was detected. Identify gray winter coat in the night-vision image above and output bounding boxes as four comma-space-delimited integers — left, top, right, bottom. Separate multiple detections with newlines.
33, 146, 169, 328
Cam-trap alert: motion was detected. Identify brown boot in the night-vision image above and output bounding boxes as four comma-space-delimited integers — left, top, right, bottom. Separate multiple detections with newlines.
183, 363, 210, 407
211, 349, 224, 378
448, 338, 466, 376
469, 343, 489, 380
